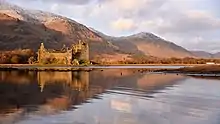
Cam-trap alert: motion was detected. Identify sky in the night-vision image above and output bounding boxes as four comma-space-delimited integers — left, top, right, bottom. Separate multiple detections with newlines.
7, 0, 220, 52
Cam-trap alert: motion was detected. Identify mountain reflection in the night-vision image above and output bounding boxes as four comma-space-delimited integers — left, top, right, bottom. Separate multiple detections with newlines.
0, 69, 187, 124
0, 71, 94, 115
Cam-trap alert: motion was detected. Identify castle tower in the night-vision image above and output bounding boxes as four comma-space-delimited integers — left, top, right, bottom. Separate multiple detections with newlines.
78, 41, 89, 61
66, 49, 73, 65
85, 42, 89, 61
40, 43, 45, 50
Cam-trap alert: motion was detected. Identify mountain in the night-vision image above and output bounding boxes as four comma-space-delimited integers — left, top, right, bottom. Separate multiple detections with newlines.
191, 51, 213, 58
0, 1, 195, 62
0, 1, 130, 62
212, 52, 220, 58
191, 51, 220, 58
95, 30, 194, 58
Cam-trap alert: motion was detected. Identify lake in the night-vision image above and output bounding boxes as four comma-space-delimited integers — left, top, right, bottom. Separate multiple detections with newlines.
0, 69, 220, 124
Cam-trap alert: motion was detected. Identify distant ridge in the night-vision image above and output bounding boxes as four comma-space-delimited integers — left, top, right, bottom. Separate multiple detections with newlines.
91, 28, 194, 58
191, 51, 220, 58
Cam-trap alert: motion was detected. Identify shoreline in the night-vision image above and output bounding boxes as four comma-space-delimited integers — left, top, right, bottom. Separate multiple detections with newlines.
0, 64, 185, 71
154, 65, 220, 74
0, 63, 205, 67
0, 64, 193, 71
1, 64, 220, 75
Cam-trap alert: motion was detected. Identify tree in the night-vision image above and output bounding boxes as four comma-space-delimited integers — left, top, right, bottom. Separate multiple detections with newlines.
79, 59, 90, 65
0, 54, 8, 64
10, 55, 20, 64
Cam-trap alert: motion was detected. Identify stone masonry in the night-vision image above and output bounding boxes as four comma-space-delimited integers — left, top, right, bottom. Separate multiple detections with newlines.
37, 40, 89, 65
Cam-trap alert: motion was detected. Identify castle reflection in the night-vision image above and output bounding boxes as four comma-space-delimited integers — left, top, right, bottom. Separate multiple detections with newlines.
0, 69, 187, 124
0, 70, 186, 115
37, 71, 89, 92
0, 70, 104, 116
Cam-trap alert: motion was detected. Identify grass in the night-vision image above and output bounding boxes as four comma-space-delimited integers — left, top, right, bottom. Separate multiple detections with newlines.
157, 65, 220, 74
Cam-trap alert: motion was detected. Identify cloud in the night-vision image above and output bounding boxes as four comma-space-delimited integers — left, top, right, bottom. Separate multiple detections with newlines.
157, 10, 220, 34
8, 0, 94, 5
111, 18, 137, 31
51, 0, 91, 4
104, 0, 144, 11
183, 40, 220, 52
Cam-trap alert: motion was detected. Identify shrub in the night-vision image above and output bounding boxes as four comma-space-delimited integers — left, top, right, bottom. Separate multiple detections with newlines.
79, 59, 90, 65
72, 59, 79, 65
10, 55, 20, 64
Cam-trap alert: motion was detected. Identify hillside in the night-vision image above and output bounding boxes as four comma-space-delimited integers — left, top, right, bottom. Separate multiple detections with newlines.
0, 1, 129, 62
95, 30, 194, 58
0, 1, 197, 63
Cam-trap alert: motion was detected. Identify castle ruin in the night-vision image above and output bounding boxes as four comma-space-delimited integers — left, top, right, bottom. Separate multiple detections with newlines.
37, 40, 89, 65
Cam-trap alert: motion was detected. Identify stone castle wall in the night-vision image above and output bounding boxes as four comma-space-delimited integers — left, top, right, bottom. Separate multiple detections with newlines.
38, 52, 71, 64
37, 41, 89, 64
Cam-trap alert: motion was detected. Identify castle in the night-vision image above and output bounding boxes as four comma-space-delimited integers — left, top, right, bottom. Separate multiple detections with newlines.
37, 41, 89, 65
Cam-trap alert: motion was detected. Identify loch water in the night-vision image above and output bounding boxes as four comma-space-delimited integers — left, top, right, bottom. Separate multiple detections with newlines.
0, 69, 220, 124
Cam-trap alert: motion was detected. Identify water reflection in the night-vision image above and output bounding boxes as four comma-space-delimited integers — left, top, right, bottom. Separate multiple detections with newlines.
0, 69, 220, 124
38, 71, 89, 92
0, 71, 91, 115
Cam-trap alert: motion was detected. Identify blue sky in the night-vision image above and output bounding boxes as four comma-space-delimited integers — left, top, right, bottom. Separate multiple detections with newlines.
6, 0, 220, 52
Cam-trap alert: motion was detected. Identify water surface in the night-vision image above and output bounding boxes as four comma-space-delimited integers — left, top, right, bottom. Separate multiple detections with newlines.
0, 69, 219, 124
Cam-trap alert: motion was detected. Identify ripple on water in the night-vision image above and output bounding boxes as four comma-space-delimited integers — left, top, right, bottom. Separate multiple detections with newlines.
0, 70, 220, 124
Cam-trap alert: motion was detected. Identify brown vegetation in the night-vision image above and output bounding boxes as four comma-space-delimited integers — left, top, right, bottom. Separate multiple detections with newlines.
0, 49, 34, 64
93, 56, 220, 65
156, 65, 220, 74
1, 49, 220, 65
176, 65, 220, 73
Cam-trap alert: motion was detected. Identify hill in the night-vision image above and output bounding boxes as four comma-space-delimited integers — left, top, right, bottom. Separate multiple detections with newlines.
0, 1, 130, 62
94, 30, 194, 58
213, 52, 220, 58
0, 1, 196, 63
191, 51, 220, 58
191, 51, 213, 58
